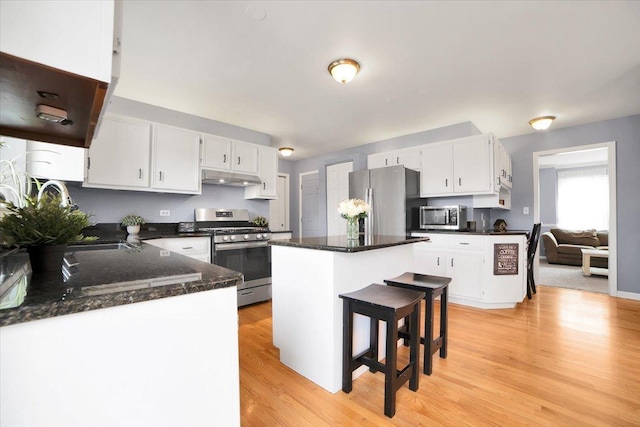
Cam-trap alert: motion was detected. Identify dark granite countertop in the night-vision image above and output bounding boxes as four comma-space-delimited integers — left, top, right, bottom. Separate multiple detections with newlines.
269, 235, 429, 253
0, 242, 242, 327
410, 229, 529, 236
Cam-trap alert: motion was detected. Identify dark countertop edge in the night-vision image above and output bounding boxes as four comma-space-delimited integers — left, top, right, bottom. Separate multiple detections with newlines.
269, 236, 429, 253
409, 229, 529, 236
0, 274, 243, 328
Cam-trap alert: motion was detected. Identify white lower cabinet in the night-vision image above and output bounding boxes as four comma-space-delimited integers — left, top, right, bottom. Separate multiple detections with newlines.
412, 232, 526, 309
144, 237, 211, 263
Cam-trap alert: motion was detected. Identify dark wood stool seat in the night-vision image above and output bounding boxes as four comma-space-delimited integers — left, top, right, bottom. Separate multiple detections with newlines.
384, 272, 451, 375
339, 283, 425, 418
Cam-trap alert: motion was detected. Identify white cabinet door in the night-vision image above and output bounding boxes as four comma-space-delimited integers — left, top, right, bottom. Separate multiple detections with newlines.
0, 0, 115, 82
152, 125, 201, 193
413, 244, 447, 276
396, 147, 422, 171
202, 134, 232, 171
367, 152, 392, 169
420, 141, 453, 196
26, 141, 85, 182
232, 141, 259, 174
245, 146, 277, 199
368, 148, 421, 171
85, 115, 151, 189
144, 237, 211, 263
453, 135, 493, 193
448, 251, 484, 300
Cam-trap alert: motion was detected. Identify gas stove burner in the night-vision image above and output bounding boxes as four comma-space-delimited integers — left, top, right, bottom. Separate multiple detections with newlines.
197, 226, 269, 234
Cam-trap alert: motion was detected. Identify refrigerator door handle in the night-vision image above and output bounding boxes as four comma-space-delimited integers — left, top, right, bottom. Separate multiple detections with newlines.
365, 187, 373, 236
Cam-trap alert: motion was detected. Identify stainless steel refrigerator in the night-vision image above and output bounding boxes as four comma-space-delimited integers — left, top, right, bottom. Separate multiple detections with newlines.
349, 165, 420, 236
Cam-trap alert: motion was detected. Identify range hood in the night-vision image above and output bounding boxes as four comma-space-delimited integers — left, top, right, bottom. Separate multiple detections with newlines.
201, 169, 262, 187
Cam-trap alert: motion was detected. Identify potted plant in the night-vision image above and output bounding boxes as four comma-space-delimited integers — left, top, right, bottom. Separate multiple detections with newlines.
0, 193, 97, 272
252, 216, 268, 227
121, 214, 145, 235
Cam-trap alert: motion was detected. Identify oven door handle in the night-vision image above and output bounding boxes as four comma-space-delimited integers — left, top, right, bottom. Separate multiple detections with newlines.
214, 241, 270, 251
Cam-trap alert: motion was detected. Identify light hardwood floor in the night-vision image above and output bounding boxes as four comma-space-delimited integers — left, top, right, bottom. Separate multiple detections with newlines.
238, 286, 640, 426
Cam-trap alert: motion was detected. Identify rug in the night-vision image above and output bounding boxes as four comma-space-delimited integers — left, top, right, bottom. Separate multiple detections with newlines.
538, 259, 608, 294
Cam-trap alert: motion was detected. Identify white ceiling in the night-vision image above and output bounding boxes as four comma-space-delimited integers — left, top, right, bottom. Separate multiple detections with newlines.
114, 1, 640, 159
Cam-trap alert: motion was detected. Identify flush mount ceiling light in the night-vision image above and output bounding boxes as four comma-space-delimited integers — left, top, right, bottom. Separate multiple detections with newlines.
328, 58, 360, 84
279, 147, 294, 157
529, 115, 556, 130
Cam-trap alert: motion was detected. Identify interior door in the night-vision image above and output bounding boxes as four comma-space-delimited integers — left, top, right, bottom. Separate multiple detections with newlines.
326, 162, 353, 236
301, 172, 320, 237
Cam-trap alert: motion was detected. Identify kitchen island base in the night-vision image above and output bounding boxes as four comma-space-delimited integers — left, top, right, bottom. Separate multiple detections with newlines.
271, 241, 417, 393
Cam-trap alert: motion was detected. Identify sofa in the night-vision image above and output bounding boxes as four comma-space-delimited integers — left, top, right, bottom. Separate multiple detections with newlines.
541, 228, 608, 268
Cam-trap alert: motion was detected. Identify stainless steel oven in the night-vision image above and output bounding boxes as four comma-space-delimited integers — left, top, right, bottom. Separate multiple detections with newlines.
195, 208, 272, 307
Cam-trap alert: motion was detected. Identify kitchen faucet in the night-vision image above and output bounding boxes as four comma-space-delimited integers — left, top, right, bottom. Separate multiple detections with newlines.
37, 180, 75, 208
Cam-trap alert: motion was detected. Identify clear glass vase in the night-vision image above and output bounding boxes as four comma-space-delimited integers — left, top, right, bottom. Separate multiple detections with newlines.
346, 217, 359, 240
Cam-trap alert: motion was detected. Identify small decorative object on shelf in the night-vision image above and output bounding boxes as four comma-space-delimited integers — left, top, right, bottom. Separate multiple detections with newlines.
121, 214, 145, 235
252, 216, 268, 227
338, 198, 370, 240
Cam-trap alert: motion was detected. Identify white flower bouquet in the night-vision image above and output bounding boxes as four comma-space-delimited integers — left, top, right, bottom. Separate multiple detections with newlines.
337, 198, 371, 220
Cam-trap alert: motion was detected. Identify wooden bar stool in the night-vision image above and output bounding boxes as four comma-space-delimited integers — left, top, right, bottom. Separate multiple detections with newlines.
384, 272, 451, 375
339, 283, 425, 418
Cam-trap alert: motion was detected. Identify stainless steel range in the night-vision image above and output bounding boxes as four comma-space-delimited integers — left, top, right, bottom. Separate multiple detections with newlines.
195, 208, 271, 307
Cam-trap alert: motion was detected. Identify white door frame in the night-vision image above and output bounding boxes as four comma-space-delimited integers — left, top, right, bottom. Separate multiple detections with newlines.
533, 141, 617, 296
299, 170, 319, 235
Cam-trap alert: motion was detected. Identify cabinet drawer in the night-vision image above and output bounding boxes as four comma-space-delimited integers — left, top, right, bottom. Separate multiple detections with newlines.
446, 235, 483, 250
162, 237, 210, 255
410, 233, 446, 248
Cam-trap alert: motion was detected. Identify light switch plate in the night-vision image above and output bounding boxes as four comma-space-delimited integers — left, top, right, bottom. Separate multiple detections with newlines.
523, 207, 529, 215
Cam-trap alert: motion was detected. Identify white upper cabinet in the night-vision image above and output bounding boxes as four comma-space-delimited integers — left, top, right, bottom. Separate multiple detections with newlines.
420, 141, 454, 195
452, 134, 493, 193
420, 134, 503, 198
231, 141, 259, 174
85, 115, 151, 190
202, 134, 232, 170
245, 146, 278, 200
84, 115, 200, 194
493, 140, 512, 190
0, 0, 115, 82
151, 125, 201, 193
202, 136, 258, 174
367, 146, 422, 171
26, 141, 85, 182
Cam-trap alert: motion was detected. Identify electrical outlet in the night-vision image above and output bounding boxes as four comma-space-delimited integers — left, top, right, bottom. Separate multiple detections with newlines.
160, 210, 170, 217
523, 207, 529, 215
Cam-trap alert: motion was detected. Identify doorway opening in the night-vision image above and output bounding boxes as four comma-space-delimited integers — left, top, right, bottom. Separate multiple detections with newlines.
533, 142, 617, 296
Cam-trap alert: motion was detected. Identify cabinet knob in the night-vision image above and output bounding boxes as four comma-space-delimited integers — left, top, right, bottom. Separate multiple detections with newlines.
445, 178, 448, 187
237, 156, 241, 165
223, 154, 227, 163
458, 177, 462, 186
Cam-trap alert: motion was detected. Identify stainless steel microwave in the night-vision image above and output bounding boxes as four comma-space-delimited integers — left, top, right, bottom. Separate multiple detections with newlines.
419, 205, 468, 231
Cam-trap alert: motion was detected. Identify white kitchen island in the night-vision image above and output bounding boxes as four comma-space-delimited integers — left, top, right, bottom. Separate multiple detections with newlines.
270, 235, 427, 393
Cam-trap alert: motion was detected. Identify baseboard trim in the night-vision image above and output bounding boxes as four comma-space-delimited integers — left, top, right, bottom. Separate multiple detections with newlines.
616, 291, 640, 301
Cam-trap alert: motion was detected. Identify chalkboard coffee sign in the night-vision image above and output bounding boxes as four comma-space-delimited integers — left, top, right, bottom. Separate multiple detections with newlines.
494, 243, 519, 275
